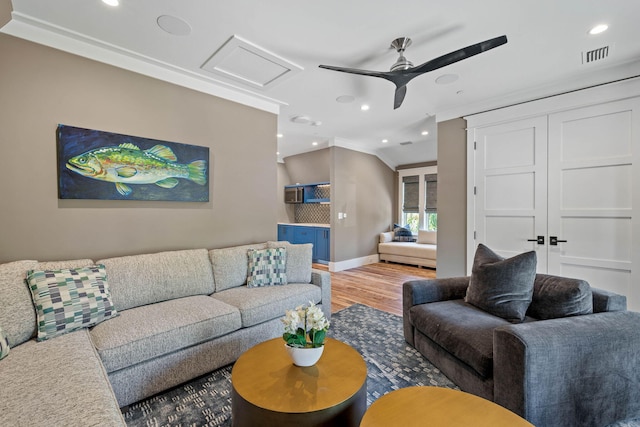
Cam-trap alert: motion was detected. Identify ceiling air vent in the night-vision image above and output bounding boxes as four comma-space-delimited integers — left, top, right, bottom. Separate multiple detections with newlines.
582, 46, 610, 64
399, 141, 413, 146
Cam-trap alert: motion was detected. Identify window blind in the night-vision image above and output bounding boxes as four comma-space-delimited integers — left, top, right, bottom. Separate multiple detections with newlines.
425, 174, 437, 213
402, 175, 419, 213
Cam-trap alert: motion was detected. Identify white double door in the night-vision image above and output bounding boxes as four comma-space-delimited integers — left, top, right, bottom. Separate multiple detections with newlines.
471, 97, 639, 303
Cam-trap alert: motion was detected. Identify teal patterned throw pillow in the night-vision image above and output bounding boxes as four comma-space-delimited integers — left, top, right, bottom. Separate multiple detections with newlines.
26, 265, 118, 341
0, 326, 9, 360
247, 248, 287, 288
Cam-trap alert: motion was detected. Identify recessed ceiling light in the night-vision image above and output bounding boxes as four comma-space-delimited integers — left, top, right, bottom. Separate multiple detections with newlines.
312, 141, 319, 146
361, 104, 370, 111
157, 15, 192, 36
382, 139, 388, 143
435, 74, 459, 85
421, 131, 429, 136
277, 133, 283, 138
589, 24, 609, 35
276, 151, 280, 155
336, 95, 356, 103
102, 0, 119, 6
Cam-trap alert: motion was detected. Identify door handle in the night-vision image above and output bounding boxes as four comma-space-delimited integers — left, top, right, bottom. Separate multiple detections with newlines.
527, 236, 545, 245
549, 236, 567, 246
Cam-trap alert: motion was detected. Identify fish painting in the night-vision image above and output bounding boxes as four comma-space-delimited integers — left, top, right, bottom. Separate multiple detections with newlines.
66, 142, 207, 197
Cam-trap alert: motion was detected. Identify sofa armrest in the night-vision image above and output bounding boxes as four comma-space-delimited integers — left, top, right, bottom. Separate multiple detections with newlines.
592, 287, 627, 312
311, 268, 332, 321
402, 277, 469, 345
493, 311, 640, 427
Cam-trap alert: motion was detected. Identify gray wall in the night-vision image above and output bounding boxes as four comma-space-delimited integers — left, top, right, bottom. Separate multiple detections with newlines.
0, 33, 277, 263
331, 147, 395, 262
280, 147, 394, 264
276, 162, 294, 223
436, 118, 468, 277
282, 149, 330, 184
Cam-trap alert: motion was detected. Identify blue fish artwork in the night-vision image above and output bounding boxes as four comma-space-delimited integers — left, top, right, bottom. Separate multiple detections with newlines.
57, 125, 209, 202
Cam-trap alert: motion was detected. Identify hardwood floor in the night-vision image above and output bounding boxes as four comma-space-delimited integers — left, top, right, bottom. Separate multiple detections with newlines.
314, 262, 436, 316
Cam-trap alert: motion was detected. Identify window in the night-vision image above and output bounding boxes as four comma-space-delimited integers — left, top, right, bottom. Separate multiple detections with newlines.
402, 175, 419, 233
398, 166, 437, 233
425, 174, 437, 231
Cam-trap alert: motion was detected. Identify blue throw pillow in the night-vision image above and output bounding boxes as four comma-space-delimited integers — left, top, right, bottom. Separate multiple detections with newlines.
392, 224, 416, 242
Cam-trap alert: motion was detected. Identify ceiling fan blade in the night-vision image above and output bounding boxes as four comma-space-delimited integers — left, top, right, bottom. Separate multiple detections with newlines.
411, 35, 507, 75
394, 85, 408, 109
318, 64, 389, 79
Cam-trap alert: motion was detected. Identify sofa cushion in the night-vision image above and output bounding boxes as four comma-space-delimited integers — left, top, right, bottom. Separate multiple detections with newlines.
527, 274, 593, 319
465, 244, 536, 323
247, 247, 287, 287
0, 325, 9, 360
0, 259, 94, 347
98, 249, 214, 311
26, 264, 118, 341
0, 260, 38, 347
267, 241, 313, 283
378, 241, 437, 259
393, 224, 416, 242
90, 295, 241, 373
212, 283, 321, 328
410, 299, 512, 378
209, 243, 268, 292
417, 230, 437, 244
0, 329, 126, 427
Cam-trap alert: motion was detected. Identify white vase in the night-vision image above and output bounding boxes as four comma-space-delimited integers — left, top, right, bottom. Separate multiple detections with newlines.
285, 344, 324, 367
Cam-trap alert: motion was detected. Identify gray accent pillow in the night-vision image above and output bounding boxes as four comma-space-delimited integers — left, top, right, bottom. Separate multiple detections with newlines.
267, 241, 313, 283
527, 274, 593, 319
465, 244, 536, 323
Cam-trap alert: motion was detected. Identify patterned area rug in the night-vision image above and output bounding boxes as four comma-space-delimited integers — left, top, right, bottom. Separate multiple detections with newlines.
121, 303, 458, 426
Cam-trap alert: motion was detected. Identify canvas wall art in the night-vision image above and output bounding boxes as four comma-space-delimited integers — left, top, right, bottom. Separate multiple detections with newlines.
57, 124, 209, 202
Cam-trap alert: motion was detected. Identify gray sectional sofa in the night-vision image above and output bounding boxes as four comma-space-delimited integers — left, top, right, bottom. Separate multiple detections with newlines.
0, 241, 330, 427
404, 269, 640, 427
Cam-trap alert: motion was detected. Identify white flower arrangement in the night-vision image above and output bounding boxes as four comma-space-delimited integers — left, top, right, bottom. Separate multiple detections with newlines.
282, 301, 330, 348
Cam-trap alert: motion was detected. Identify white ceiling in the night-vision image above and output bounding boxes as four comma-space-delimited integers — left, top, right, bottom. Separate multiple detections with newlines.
3, 0, 640, 168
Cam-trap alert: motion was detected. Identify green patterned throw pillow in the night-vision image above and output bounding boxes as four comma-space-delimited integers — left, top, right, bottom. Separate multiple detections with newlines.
247, 248, 287, 288
0, 326, 9, 360
26, 265, 118, 341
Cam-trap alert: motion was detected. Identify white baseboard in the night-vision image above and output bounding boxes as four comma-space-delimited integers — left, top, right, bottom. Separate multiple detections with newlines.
329, 254, 379, 272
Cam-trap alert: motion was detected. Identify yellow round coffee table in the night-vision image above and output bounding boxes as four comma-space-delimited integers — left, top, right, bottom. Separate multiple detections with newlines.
231, 337, 367, 427
360, 386, 534, 427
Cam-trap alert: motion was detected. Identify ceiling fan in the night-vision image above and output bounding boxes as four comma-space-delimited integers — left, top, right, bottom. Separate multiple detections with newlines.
319, 35, 508, 109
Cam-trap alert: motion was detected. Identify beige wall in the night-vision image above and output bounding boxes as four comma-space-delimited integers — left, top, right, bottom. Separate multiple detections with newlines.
331, 147, 395, 262
436, 118, 468, 277
282, 149, 331, 184
280, 147, 394, 263
0, 34, 278, 263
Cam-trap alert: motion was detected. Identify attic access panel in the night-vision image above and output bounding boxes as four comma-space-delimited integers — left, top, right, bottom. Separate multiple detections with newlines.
201, 35, 303, 89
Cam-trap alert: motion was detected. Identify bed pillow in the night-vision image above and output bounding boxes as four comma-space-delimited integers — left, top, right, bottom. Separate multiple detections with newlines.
392, 224, 416, 242
247, 248, 287, 288
26, 265, 118, 341
465, 244, 537, 323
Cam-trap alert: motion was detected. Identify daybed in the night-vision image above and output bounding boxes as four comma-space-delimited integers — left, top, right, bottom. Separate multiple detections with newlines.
378, 229, 436, 268
0, 241, 330, 427
403, 244, 640, 427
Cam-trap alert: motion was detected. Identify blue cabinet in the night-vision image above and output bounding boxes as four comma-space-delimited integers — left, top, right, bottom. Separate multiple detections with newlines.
284, 182, 330, 204
277, 224, 330, 264
292, 226, 315, 245
315, 228, 330, 263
